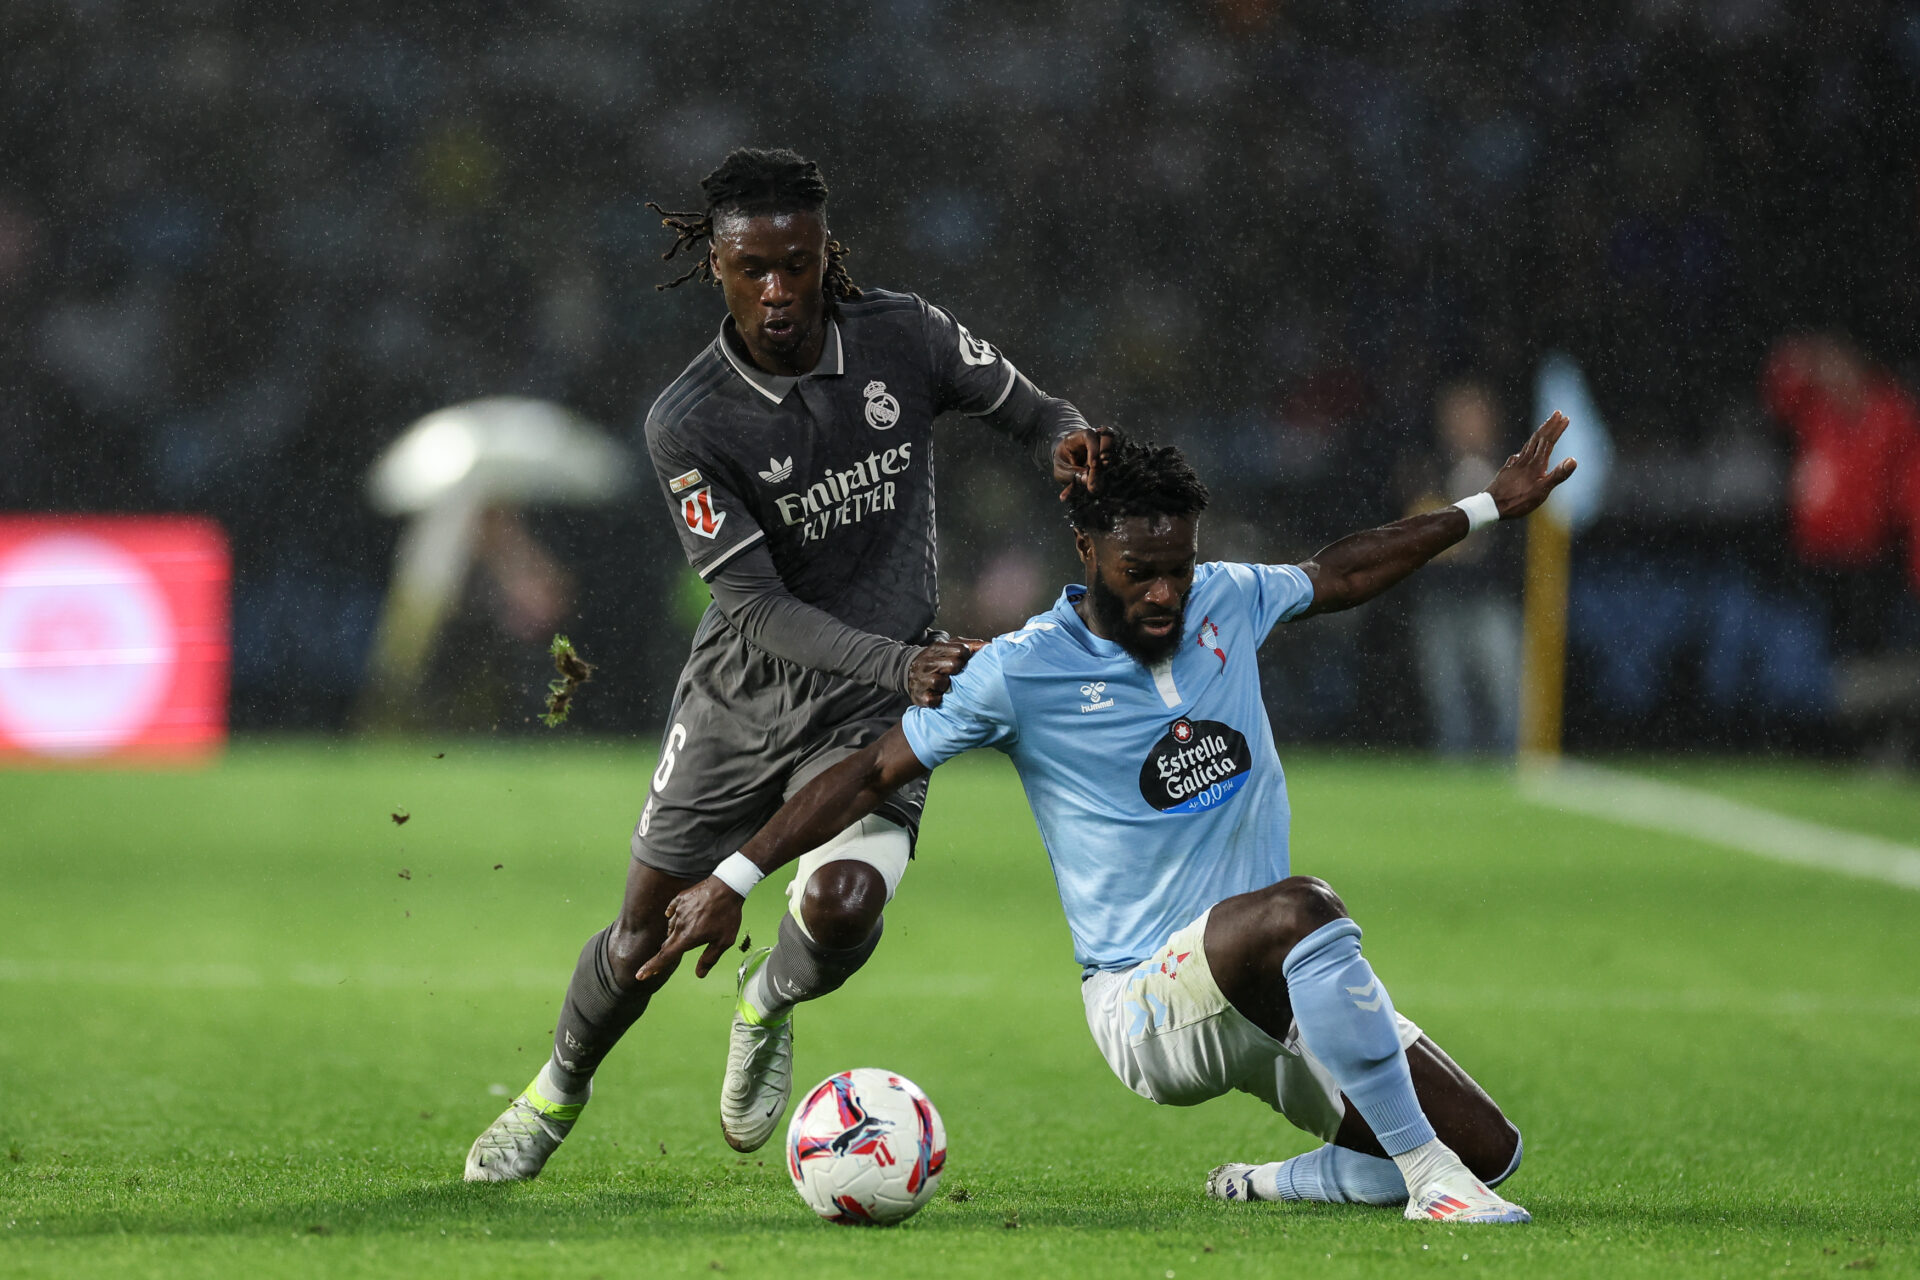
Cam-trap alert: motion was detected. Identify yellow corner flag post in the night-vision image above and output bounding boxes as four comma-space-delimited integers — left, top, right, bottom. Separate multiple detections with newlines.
1520, 354, 1613, 767
1518, 510, 1572, 761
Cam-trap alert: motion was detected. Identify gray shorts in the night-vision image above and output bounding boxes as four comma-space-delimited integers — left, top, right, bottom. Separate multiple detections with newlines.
630, 622, 927, 879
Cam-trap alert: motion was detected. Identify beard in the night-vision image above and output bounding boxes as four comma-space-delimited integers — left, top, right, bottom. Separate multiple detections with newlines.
1088, 571, 1186, 666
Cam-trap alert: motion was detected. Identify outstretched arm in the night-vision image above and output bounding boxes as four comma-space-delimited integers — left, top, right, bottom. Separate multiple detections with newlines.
635, 725, 933, 982
925, 299, 1113, 495
708, 546, 978, 706
1300, 411, 1575, 617
974, 369, 1115, 496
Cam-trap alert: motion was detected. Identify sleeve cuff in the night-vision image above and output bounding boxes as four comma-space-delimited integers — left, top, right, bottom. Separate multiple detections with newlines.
962, 361, 1020, 418
898, 710, 947, 771
694, 529, 766, 580
1277, 563, 1315, 621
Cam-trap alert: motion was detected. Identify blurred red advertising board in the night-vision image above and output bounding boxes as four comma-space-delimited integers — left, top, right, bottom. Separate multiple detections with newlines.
0, 516, 229, 763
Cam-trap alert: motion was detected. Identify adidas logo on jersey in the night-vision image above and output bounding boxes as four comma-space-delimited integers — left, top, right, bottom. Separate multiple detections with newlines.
758, 457, 794, 484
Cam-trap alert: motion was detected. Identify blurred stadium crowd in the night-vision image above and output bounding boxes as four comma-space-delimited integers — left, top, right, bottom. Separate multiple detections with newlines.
3, 0, 1917, 755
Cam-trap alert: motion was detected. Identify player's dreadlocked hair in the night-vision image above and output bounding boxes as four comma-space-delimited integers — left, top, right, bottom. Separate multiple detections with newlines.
646, 147, 861, 303
1065, 435, 1211, 534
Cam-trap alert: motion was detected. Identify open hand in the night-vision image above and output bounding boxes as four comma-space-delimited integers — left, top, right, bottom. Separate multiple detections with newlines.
634, 878, 743, 982
1487, 411, 1578, 520
1053, 426, 1118, 500
907, 638, 988, 708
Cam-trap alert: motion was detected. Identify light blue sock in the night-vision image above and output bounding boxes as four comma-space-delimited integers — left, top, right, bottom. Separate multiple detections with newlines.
1279, 918, 1435, 1156
1255, 1144, 1408, 1205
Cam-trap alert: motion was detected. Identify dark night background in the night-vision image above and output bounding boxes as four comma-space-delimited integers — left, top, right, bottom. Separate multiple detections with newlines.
3, 0, 1917, 756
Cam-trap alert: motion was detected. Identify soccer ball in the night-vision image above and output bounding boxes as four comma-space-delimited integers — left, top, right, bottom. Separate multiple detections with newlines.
786, 1068, 947, 1226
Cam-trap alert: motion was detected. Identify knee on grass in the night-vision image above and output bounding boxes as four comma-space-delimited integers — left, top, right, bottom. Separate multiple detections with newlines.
798, 860, 888, 949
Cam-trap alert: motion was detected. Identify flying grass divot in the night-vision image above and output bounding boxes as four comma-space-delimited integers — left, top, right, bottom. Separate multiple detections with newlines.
541, 634, 596, 727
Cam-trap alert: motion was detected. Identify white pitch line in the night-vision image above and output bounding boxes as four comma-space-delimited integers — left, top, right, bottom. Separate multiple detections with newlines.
1518, 758, 1920, 891
2, 958, 1911, 1018
1396, 985, 1920, 1020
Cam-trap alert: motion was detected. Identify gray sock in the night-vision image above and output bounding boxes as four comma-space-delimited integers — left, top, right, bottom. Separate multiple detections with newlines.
548, 924, 652, 1093
751, 910, 883, 1023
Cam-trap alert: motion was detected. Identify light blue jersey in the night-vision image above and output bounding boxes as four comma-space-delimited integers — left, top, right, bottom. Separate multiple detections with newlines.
902, 561, 1315, 973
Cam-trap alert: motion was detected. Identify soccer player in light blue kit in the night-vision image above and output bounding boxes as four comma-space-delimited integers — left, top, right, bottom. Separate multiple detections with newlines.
640, 414, 1576, 1223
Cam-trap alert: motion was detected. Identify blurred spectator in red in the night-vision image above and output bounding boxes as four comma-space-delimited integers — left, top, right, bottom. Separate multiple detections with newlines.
1762, 334, 1920, 649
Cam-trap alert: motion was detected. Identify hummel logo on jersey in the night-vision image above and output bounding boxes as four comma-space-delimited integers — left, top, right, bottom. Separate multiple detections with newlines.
1079, 681, 1115, 713
955, 323, 997, 367
758, 456, 794, 484
863, 380, 900, 430
681, 486, 725, 540
1345, 978, 1385, 1012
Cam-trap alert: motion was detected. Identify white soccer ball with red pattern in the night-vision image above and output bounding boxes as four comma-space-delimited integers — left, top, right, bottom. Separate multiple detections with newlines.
785, 1068, 947, 1225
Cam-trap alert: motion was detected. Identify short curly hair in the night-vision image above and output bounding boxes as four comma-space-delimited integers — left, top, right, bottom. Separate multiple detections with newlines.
1065, 435, 1211, 534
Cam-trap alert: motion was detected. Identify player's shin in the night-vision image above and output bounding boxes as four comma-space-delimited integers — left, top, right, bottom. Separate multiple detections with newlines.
745, 909, 883, 1025
1257, 1145, 1408, 1205
549, 923, 654, 1097
1277, 919, 1527, 1222
1280, 919, 1434, 1157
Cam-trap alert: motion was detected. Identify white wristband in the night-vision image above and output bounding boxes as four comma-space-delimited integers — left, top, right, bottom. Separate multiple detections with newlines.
711, 852, 764, 898
1453, 492, 1500, 532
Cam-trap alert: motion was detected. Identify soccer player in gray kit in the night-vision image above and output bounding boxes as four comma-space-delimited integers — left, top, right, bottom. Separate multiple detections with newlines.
466, 148, 1112, 1179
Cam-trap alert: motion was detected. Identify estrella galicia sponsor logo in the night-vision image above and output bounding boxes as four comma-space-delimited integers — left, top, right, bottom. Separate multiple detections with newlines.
772, 444, 914, 543
1139, 718, 1250, 814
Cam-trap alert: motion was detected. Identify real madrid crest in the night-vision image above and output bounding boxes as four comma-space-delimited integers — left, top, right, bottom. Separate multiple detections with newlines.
863, 380, 900, 430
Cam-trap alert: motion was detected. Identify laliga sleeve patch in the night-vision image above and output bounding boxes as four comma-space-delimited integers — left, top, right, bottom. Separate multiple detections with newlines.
680, 486, 725, 540
1139, 718, 1251, 813
954, 322, 998, 367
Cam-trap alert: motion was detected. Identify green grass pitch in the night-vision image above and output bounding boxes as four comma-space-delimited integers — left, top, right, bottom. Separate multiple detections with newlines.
2, 741, 1916, 1278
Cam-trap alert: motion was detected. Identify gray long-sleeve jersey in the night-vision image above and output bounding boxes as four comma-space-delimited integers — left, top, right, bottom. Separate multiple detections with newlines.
646, 288, 1088, 696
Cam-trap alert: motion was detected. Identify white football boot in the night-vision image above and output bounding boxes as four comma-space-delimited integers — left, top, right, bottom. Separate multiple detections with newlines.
1206, 1163, 1261, 1202
1404, 1167, 1531, 1223
1209, 1159, 1530, 1222
463, 1076, 587, 1182
720, 946, 794, 1153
